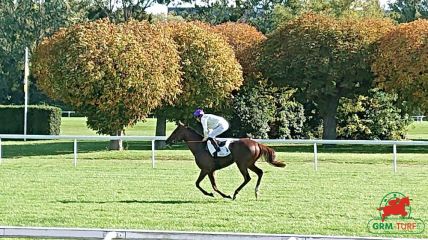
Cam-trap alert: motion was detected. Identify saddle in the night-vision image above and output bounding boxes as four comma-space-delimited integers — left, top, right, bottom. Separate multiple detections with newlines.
206, 139, 232, 158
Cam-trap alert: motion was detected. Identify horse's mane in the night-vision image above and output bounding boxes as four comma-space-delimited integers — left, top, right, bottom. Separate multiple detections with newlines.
183, 124, 203, 139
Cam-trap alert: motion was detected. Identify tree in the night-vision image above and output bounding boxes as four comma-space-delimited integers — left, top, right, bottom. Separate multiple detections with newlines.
372, 19, 428, 112
388, 0, 428, 23
32, 19, 182, 149
154, 21, 243, 147
170, 0, 304, 33
213, 22, 266, 80
260, 13, 394, 139
0, 0, 89, 104
272, 0, 385, 29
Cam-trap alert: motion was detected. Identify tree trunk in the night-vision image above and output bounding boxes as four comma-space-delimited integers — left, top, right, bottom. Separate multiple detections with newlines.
109, 130, 124, 150
321, 96, 340, 140
155, 115, 167, 149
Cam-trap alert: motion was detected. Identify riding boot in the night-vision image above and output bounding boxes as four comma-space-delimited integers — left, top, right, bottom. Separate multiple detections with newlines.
208, 137, 220, 157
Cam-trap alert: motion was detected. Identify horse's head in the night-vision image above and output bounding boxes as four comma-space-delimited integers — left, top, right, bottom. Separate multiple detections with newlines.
401, 196, 410, 206
166, 122, 188, 145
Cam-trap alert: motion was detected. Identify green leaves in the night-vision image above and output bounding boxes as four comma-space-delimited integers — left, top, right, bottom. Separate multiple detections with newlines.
337, 90, 410, 140
0, 0, 87, 104
259, 13, 394, 139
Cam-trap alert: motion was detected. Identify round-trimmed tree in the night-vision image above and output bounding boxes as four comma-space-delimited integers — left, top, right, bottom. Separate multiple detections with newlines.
260, 13, 394, 139
372, 19, 428, 112
33, 19, 182, 149
154, 21, 243, 145
213, 22, 266, 80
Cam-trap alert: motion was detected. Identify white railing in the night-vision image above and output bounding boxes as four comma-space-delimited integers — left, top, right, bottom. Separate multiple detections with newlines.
0, 226, 408, 240
61, 110, 76, 117
0, 134, 427, 172
0, 135, 166, 168
411, 115, 426, 122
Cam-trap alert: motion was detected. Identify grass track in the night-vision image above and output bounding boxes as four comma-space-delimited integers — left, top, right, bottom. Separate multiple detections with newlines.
0, 119, 427, 238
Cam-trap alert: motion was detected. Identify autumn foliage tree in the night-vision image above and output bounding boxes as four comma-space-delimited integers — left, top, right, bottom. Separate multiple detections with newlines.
212, 22, 305, 139
32, 19, 182, 149
372, 19, 428, 112
213, 22, 266, 80
154, 21, 243, 144
260, 13, 394, 139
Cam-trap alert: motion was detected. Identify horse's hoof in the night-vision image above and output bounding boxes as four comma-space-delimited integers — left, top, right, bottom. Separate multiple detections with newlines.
207, 193, 214, 197
232, 194, 237, 200
224, 195, 232, 199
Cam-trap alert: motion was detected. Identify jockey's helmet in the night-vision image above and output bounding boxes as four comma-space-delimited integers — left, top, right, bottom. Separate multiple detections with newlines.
193, 108, 204, 118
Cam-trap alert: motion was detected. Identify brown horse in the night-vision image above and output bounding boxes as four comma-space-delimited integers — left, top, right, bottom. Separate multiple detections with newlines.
165, 123, 286, 200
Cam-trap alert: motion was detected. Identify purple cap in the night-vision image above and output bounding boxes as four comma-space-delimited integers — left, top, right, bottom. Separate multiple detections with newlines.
193, 108, 204, 117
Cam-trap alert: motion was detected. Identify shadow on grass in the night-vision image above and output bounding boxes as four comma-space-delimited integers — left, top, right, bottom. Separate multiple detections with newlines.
57, 199, 202, 204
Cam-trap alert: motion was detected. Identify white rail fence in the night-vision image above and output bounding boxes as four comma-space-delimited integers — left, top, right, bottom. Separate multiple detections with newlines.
0, 226, 412, 240
0, 134, 427, 172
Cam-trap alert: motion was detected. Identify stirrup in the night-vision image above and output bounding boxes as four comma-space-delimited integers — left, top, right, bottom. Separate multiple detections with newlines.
208, 138, 220, 151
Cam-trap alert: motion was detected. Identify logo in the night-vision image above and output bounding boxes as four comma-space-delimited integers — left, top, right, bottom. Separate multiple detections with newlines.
368, 192, 425, 234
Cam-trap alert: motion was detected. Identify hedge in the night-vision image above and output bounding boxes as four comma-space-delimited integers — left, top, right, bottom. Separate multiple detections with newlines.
0, 105, 61, 135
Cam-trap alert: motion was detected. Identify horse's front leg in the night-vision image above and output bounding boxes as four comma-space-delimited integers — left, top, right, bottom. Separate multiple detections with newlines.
195, 170, 214, 197
208, 172, 231, 199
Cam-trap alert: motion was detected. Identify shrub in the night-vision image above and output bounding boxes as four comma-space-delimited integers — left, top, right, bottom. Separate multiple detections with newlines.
230, 82, 305, 139
337, 90, 410, 140
0, 105, 61, 135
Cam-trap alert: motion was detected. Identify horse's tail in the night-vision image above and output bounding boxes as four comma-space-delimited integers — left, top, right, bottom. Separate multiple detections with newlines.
258, 143, 286, 168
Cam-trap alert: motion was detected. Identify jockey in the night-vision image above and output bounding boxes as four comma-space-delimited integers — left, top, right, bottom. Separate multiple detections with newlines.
193, 108, 229, 157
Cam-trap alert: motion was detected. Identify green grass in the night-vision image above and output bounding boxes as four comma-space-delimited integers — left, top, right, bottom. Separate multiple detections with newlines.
0, 118, 427, 238
60, 117, 428, 140
406, 121, 428, 140
60, 117, 176, 136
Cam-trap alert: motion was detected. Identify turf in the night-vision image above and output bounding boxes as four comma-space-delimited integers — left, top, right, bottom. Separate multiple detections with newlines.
0, 118, 427, 238
406, 121, 428, 140
60, 117, 176, 136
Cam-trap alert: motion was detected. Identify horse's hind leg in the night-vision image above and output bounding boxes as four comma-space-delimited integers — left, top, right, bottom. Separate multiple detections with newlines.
208, 172, 231, 199
249, 164, 263, 200
232, 166, 251, 200
196, 170, 214, 197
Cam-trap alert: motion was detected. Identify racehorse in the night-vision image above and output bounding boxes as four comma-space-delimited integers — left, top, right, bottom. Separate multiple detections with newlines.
165, 123, 286, 200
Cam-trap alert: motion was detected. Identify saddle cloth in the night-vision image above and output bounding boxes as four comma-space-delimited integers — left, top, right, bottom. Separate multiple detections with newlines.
207, 139, 232, 157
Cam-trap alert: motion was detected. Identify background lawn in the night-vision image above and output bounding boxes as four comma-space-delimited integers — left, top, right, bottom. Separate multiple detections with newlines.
60, 117, 177, 136
407, 121, 428, 140
60, 117, 428, 140
0, 118, 427, 238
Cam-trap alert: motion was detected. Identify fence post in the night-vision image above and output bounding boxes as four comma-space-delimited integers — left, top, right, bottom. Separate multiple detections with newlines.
393, 144, 397, 173
73, 139, 78, 167
313, 143, 318, 171
151, 140, 155, 168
